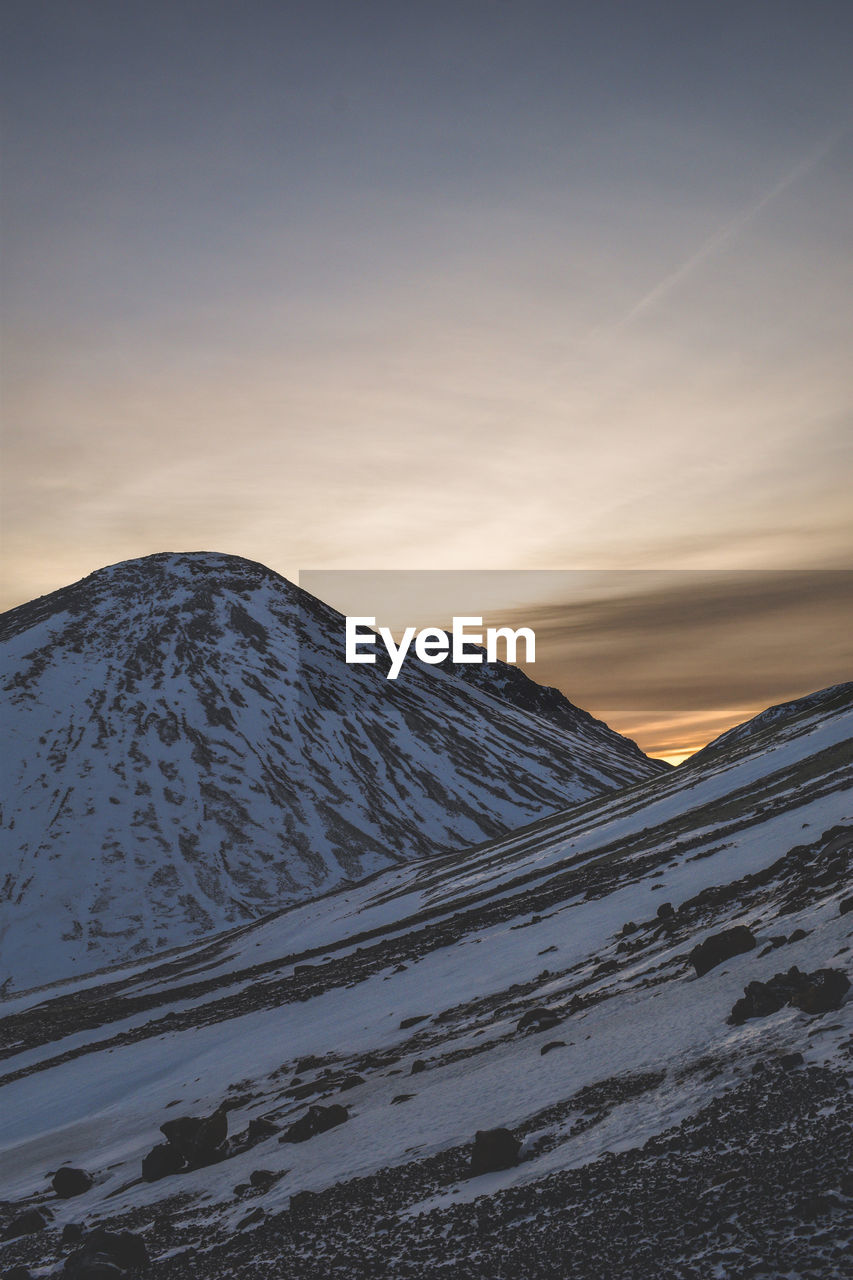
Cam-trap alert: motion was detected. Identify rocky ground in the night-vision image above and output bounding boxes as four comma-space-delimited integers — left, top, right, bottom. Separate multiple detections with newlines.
1, 687, 851, 1278
2, 1061, 851, 1278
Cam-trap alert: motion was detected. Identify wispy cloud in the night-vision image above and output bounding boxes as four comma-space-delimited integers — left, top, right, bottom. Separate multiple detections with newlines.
603, 125, 850, 335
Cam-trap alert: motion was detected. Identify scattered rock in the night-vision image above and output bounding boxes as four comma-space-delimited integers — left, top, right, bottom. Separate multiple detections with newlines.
141, 1142, 187, 1182
280, 1103, 348, 1144
52, 1166, 93, 1198
730, 980, 787, 1024
246, 1116, 279, 1141
235, 1207, 265, 1230
517, 1007, 561, 1033
399, 1015, 429, 1030
1, 1208, 48, 1240
62, 1227, 148, 1277
789, 968, 850, 1014
469, 1127, 521, 1177
288, 1081, 323, 1101
730, 966, 850, 1024
690, 926, 756, 977
336, 1074, 365, 1092
160, 1105, 228, 1167
289, 1190, 319, 1217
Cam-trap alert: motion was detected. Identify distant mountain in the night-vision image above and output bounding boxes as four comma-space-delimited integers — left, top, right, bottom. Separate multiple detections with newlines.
0, 552, 664, 990
687, 682, 853, 766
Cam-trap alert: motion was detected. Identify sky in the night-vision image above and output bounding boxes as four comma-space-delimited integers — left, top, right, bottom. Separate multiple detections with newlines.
2, 0, 851, 759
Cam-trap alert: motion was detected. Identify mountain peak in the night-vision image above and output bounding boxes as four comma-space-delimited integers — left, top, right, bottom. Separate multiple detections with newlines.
1, 554, 662, 990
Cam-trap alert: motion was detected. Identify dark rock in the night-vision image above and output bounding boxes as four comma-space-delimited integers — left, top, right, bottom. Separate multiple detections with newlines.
690, 926, 756, 977
235, 1207, 265, 1230
289, 1189, 320, 1216
5, 1267, 36, 1280
780, 1052, 804, 1069
730, 966, 850, 1024
288, 1081, 322, 1101
840, 895, 853, 916
160, 1105, 228, 1166
391, 1093, 415, 1104
788, 928, 809, 942
249, 1168, 282, 1190
52, 1166, 93, 1198
517, 1007, 561, 1033
469, 1127, 521, 1177
788, 968, 850, 1014
621, 921, 638, 935
656, 902, 675, 919
1, 1208, 48, 1240
62, 1227, 148, 1277
540, 1040, 567, 1055
62, 1223, 86, 1245
399, 1015, 429, 1030
141, 1142, 186, 1182
337, 1074, 365, 1091
246, 1116, 279, 1141
730, 980, 787, 1025
280, 1103, 348, 1144
410, 1059, 426, 1075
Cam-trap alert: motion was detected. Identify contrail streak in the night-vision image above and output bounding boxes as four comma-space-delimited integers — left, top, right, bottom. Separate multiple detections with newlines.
606, 125, 850, 334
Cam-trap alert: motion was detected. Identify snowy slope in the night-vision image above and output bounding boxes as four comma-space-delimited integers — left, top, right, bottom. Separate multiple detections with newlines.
690, 680, 853, 764
0, 684, 849, 1278
0, 552, 663, 991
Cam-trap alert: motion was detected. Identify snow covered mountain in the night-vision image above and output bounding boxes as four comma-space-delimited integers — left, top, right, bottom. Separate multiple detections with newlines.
0, 552, 663, 991
689, 680, 853, 764
0, 683, 849, 1278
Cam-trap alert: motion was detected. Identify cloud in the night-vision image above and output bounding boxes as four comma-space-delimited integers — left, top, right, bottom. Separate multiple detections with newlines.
602, 124, 851, 335
504, 569, 853, 755
304, 568, 852, 761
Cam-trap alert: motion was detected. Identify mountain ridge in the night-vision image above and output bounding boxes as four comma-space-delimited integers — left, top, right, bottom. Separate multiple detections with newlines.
0, 551, 664, 991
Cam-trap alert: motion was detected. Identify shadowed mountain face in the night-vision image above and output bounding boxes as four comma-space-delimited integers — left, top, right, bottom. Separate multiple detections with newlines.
0, 552, 664, 990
